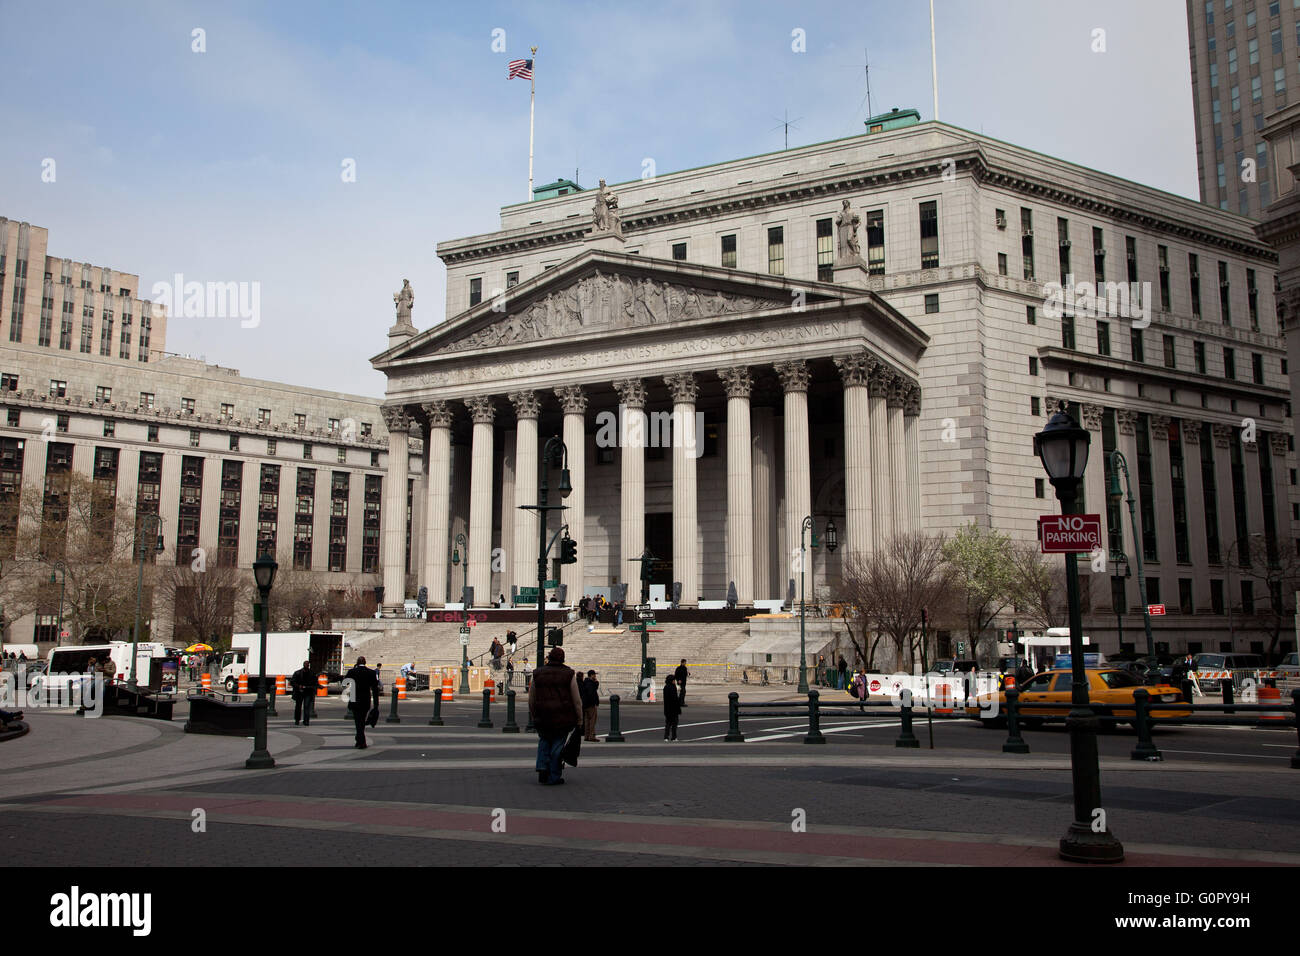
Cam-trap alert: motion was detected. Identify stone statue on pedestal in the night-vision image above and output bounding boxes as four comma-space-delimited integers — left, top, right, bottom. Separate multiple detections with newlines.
592, 179, 622, 237
393, 279, 414, 325
836, 198, 862, 260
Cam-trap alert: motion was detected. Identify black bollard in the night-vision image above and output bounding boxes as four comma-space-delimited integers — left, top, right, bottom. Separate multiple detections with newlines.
477, 688, 493, 728
1291, 689, 1300, 770
606, 694, 625, 742
1003, 688, 1030, 754
724, 691, 745, 742
1222, 679, 1235, 715
1130, 689, 1161, 761
386, 682, 401, 724
1180, 678, 1194, 703
804, 690, 826, 744
896, 691, 920, 748
502, 689, 520, 733
428, 687, 444, 726
268, 677, 278, 717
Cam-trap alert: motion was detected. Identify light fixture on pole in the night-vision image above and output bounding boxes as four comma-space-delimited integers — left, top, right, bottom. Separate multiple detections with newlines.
1107, 451, 1153, 678
246, 553, 278, 769
1035, 409, 1123, 863
129, 514, 164, 691
798, 515, 838, 694
525, 436, 571, 692
452, 532, 469, 694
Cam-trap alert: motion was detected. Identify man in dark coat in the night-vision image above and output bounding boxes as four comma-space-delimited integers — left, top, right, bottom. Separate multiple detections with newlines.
837, 656, 848, 689
663, 674, 681, 740
579, 669, 601, 742
674, 659, 689, 707
527, 647, 582, 785
343, 656, 381, 749
290, 659, 317, 726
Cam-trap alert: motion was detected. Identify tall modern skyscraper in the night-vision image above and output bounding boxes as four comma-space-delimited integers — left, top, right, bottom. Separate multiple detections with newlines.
1188, 0, 1300, 219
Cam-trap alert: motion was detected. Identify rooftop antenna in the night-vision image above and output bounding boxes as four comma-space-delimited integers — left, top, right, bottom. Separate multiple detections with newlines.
770, 109, 802, 150
864, 48, 873, 121
930, 0, 940, 121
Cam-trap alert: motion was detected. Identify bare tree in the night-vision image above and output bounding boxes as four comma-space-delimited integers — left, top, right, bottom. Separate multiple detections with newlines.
156, 562, 251, 650
268, 567, 331, 631
1010, 543, 1068, 631
1224, 533, 1300, 662
941, 523, 1019, 664
839, 532, 954, 673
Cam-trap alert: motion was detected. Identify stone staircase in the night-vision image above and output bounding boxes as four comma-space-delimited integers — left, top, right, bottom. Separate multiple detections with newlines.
335, 617, 752, 696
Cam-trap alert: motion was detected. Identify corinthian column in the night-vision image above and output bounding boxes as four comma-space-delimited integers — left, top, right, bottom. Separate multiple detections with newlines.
509, 390, 541, 602
887, 377, 907, 539
421, 400, 454, 606
776, 360, 812, 593
1080, 403, 1106, 547
833, 352, 873, 562
464, 396, 496, 606
752, 404, 777, 599
664, 371, 700, 606
555, 384, 588, 603
381, 405, 413, 609
869, 366, 892, 549
904, 386, 922, 533
614, 378, 647, 592
719, 366, 754, 604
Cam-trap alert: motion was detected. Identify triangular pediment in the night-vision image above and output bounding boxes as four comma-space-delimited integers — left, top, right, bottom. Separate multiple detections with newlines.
375, 249, 846, 365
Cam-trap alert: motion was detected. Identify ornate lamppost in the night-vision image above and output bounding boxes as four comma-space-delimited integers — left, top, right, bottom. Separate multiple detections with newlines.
798, 514, 838, 694
452, 532, 470, 693
246, 553, 278, 769
129, 514, 164, 691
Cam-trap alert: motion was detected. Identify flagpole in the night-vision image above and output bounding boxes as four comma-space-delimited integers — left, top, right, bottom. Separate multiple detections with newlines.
929, 0, 940, 121
528, 45, 537, 201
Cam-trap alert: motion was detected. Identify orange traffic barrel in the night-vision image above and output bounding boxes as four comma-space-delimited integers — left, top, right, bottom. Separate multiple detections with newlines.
200, 673, 212, 693
1257, 685, 1287, 721
317, 674, 328, 697
441, 674, 455, 702
396, 676, 407, 701
275, 675, 287, 697
1004, 674, 1016, 690
936, 683, 954, 714
485, 678, 496, 702
237, 673, 249, 694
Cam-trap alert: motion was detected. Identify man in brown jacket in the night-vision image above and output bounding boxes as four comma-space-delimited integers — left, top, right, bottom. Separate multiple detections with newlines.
528, 647, 582, 785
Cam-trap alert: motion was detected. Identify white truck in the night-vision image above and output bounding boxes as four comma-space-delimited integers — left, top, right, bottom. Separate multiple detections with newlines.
30, 642, 169, 702
217, 631, 344, 692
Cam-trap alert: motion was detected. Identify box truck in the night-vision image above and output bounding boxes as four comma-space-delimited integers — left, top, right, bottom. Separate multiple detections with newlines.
217, 631, 344, 692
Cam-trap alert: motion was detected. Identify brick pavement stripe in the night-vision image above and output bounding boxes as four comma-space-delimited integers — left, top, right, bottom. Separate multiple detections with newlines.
23, 792, 1285, 868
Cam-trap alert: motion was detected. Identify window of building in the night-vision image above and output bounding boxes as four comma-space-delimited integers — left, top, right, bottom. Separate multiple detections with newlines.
189, 430, 200, 447
1247, 268, 1259, 328
1026, 305, 1036, 325
337, 447, 346, 463
55, 414, 68, 433
361, 422, 372, 438
371, 450, 380, 468
230, 434, 239, 451
103, 420, 114, 438
1224, 346, 1236, 380
924, 294, 939, 314
866, 209, 884, 275
1189, 253, 1201, 316
140, 392, 154, 410
1021, 208, 1034, 280
1057, 217, 1071, 284
1, 373, 18, 393
148, 425, 159, 443
182, 398, 195, 415
1061, 315, 1075, 350
672, 241, 687, 262
49, 380, 67, 398
721, 234, 737, 268
1253, 352, 1264, 384
257, 408, 271, 426
1029, 356, 1038, 376
815, 219, 833, 281
767, 226, 784, 276
1035, 478, 1045, 498
95, 386, 111, 403
919, 201, 939, 269
303, 442, 313, 460
1157, 244, 1171, 310
268, 439, 277, 456
6, 408, 19, 426
1125, 236, 1138, 286
506, 271, 519, 288
1131, 328, 1144, 363
1163, 334, 1176, 368
469, 277, 482, 306
1092, 227, 1105, 285
328, 418, 340, 434
997, 253, 1007, 276
1195, 340, 1206, 374
1219, 261, 1231, 323
220, 403, 234, 419
295, 413, 306, 430
1031, 396, 1041, 416
1097, 321, 1111, 356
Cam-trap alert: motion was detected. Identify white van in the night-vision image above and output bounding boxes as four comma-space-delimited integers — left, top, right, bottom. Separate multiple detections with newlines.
30, 642, 167, 703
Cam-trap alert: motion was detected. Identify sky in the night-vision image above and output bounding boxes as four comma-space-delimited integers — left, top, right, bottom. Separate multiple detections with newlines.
0, 0, 1197, 398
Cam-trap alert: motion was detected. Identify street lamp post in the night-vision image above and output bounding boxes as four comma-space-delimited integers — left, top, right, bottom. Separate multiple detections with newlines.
1107, 452, 1154, 675
798, 515, 838, 694
129, 514, 164, 691
523, 437, 571, 681
1108, 550, 1130, 653
452, 533, 470, 694
246, 553, 278, 769
1036, 410, 1124, 863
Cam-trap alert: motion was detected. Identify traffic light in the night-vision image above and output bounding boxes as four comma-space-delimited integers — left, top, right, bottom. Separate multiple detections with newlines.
546, 627, 563, 647
560, 536, 578, 564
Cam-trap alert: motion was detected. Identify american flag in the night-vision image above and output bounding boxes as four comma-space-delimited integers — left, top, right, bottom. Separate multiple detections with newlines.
508, 58, 533, 80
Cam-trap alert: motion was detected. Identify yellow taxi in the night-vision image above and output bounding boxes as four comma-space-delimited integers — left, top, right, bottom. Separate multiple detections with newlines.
966, 667, 1192, 727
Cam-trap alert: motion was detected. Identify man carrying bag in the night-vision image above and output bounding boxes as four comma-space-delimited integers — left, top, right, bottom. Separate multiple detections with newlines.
527, 647, 582, 786
343, 656, 381, 749
290, 659, 317, 726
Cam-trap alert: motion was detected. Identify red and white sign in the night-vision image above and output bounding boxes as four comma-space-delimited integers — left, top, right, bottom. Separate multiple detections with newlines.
1147, 604, 1166, 616
465, 618, 477, 627
870, 679, 881, 693
1037, 514, 1103, 553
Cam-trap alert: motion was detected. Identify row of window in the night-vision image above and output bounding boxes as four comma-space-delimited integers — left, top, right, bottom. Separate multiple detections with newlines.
465, 201, 935, 300
5, 278, 151, 362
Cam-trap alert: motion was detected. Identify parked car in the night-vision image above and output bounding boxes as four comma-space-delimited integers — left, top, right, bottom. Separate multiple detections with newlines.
1191, 653, 1265, 692
1276, 652, 1300, 679
966, 667, 1191, 727
932, 659, 979, 675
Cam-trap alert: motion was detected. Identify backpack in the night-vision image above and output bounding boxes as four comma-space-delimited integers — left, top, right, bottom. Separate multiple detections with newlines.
849, 682, 860, 699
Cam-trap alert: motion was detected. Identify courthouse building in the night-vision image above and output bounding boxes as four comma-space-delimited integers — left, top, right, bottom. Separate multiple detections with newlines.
374, 113, 1297, 658
0, 218, 413, 646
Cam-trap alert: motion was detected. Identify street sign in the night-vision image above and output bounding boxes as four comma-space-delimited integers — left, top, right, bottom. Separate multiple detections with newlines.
643, 619, 656, 626
459, 634, 469, 646
1147, 604, 1166, 616
629, 624, 644, 632
518, 587, 539, 598
543, 579, 558, 589
1037, 514, 1103, 553
458, 625, 470, 635
61, 630, 69, 639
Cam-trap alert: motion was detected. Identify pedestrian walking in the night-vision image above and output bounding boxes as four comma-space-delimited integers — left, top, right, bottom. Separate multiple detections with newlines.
674, 659, 689, 707
506, 630, 518, 655
852, 668, 868, 712
614, 603, 624, 627
506, 656, 515, 690
580, 669, 601, 742
837, 656, 848, 690
528, 647, 582, 785
663, 674, 681, 740
522, 657, 532, 691
343, 656, 381, 749
290, 659, 317, 726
